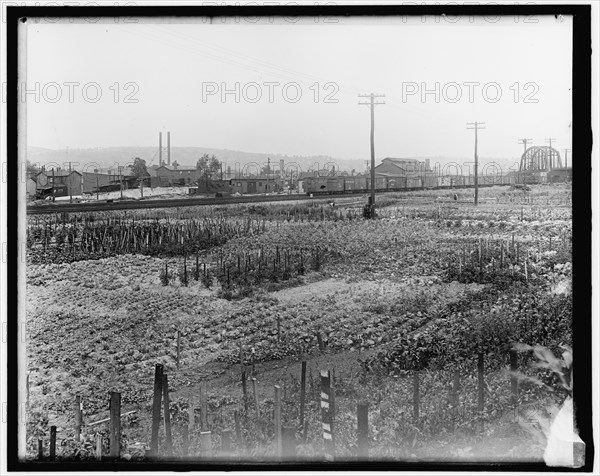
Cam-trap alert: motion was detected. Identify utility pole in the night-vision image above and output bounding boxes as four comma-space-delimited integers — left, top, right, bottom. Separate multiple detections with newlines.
118, 166, 123, 199
545, 138, 557, 167
358, 93, 385, 215
52, 168, 56, 201
466, 122, 485, 206
267, 157, 270, 193
563, 149, 572, 168
68, 159, 72, 203
94, 169, 99, 201
518, 138, 532, 156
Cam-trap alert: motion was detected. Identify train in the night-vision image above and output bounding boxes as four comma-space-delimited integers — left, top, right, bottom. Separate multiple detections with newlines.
303, 174, 520, 196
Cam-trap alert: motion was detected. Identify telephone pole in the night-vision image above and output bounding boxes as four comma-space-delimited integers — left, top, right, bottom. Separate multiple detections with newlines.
68, 159, 72, 203
466, 122, 485, 206
359, 93, 385, 215
563, 149, 572, 168
518, 138, 532, 156
118, 165, 123, 199
545, 138, 558, 168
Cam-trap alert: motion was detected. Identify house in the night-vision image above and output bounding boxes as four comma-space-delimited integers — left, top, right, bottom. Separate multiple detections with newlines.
82, 171, 139, 194
374, 158, 437, 187
35, 169, 83, 197
155, 164, 201, 186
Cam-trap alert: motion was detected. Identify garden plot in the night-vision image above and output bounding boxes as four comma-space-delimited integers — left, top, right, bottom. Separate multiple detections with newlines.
25, 184, 573, 461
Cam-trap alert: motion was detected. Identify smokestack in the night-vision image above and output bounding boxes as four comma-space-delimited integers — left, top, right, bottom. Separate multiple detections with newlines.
159, 132, 162, 166
167, 131, 171, 166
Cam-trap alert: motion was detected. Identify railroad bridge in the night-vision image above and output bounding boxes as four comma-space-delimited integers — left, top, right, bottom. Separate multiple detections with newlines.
519, 146, 563, 172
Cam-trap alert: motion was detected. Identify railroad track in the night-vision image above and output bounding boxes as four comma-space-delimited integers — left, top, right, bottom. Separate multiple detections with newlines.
26, 193, 326, 215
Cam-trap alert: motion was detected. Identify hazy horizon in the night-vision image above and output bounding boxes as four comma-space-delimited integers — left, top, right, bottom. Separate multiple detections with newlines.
23, 15, 572, 162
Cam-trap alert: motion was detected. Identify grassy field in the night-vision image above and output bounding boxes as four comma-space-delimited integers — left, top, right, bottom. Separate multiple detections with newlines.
25, 183, 573, 462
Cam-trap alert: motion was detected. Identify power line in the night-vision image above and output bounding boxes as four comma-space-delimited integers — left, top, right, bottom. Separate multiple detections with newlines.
466, 121, 485, 206
359, 93, 385, 215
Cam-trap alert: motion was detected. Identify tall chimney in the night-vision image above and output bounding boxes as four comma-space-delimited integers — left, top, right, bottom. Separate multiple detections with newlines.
167, 131, 171, 166
159, 132, 162, 166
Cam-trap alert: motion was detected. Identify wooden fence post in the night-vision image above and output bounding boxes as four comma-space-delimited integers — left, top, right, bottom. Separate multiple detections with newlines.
162, 374, 173, 456
282, 427, 296, 460
252, 378, 260, 420
320, 370, 334, 461
510, 350, 518, 403
316, 332, 324, 352
413, 370, 420, 423
95, 433, 102, 461
176, 330, 181, 369
299, 362, 307, 439
109, 392, 121, 458
74, 395, 82, 442
49, 426, 56, 461
200, 431, 212, 458
182, 425, 189, 456
234, 410, 243, 450
357, 403, 369, 459
274, 385, 282, 458
150, 363, 164, 456
200, 382, 209, 430
241, 371, 248, 415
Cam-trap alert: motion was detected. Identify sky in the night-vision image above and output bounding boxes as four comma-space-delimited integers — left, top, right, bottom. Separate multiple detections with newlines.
22, 14, 573, 162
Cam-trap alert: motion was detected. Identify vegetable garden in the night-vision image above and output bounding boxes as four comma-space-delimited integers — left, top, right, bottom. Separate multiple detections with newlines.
25, 184, 574, 463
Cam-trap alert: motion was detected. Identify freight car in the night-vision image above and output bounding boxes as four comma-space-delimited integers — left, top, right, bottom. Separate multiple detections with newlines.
305, 175, 516, 196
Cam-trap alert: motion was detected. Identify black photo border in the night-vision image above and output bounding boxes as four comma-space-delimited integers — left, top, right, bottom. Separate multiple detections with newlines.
5, 2, 593, 472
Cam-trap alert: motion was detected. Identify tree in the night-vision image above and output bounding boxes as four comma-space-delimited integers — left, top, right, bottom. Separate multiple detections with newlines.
196, 154, 221, 183
129, 157, 149, 178
26, 160, 40, 179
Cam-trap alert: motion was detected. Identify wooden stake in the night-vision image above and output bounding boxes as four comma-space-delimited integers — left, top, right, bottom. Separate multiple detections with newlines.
234, 410, 243, 449
150, 364, 163, 456
49, 426, 56, 460
95, 434, 102, 461
316, 332, 325, 352
200, 382, 208, 430
241, 371, 248, 414
162, 374, 173, 456
320, 370, 334, 461
274, 385, 282, 458
182, 425, 189, 456
38, 439, 43, 460
277, 314, 281, 344
252, 378, 260, 420
176, 330, 181, 369
74, 395, 82, 442
299, 362, 307, 438
357, 403, 369, 459
109, 392, 121, 458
